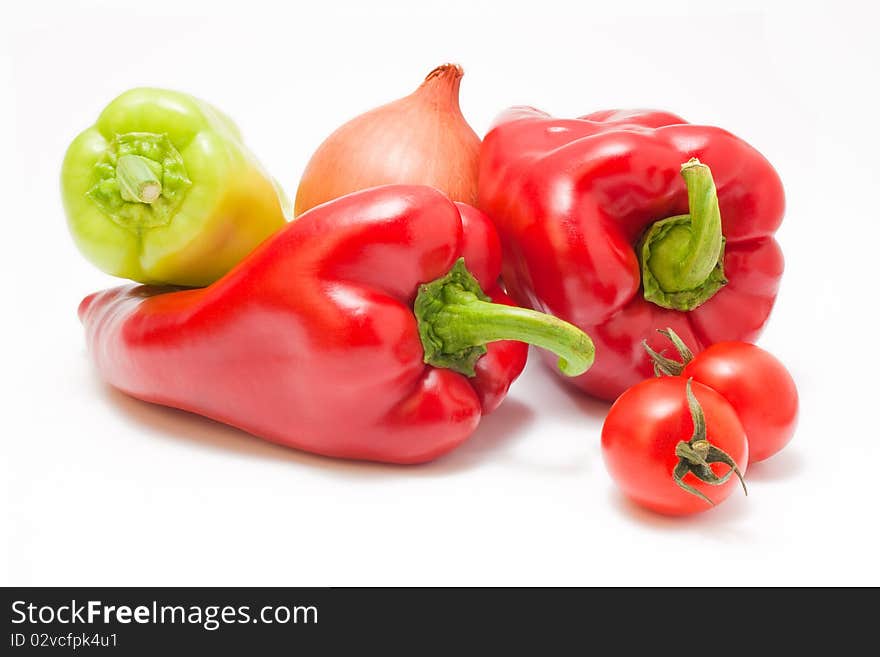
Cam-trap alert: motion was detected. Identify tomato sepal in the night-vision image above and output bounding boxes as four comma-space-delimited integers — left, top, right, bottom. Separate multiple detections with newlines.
673, 379, 748, 506
644, 328, 694, 377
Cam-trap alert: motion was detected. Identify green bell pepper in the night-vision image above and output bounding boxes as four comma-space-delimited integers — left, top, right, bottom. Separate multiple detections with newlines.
61, 88, 289, 286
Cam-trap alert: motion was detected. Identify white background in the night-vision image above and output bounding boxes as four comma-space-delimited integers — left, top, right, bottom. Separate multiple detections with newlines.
2, 0, 878, 586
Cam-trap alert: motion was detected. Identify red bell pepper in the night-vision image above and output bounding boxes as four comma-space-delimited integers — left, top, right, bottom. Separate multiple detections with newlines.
479, 107, 785, 400
79, 185, 594, 464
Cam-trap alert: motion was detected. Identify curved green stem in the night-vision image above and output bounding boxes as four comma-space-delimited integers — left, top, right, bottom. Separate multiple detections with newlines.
116, 154, 162, 204
415, 259, 595, 377
640, 159, 727, 311
653, 160, 722, 290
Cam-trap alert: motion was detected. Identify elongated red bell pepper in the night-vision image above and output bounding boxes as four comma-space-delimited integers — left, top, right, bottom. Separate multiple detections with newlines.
479, 107, 785, 400
79, 185, 594, 463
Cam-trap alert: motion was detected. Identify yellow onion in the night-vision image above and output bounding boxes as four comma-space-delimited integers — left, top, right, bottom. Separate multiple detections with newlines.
294, 64, 481, 216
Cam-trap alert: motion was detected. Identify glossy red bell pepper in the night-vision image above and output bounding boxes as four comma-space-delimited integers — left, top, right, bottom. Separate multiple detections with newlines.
479, 107, 785, 400
79, 185, 594, 463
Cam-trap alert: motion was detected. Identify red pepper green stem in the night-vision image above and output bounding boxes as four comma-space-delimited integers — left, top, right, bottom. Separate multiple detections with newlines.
640, 159, 727, 311
116, 154, 162, 204
415, 259, 595, 377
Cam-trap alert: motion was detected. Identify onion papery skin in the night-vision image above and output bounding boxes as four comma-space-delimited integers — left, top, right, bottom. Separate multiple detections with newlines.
294, 64, 481, 216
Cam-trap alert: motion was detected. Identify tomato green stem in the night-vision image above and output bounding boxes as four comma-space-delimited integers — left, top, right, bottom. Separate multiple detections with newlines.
116, 154, 162, 204
672, 379, 747, 505
644, 327, 694, 377
640, 159, 727, 311
415, 258, 595, 377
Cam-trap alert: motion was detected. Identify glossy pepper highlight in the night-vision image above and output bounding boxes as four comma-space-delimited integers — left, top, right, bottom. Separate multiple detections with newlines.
79, 186, 594, 464
479, 107, 786, 400
62, 88, 288, 286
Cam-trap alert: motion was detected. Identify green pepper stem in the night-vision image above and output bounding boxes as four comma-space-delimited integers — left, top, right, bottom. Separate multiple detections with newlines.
439, 291, 594, 376
87, 133, 191, 232
639, 159, 727, 311
415, 259, 595, 377
116, 154, 162, 204
654, 159, 722, 291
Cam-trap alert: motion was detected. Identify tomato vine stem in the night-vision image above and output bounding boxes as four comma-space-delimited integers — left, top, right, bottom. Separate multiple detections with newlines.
673, 379, 747, 505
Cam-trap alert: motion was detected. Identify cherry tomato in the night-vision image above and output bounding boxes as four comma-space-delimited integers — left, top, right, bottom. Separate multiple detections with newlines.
682, 342, 798, 463
601, 377, 749, 516
647, 330, 798, 464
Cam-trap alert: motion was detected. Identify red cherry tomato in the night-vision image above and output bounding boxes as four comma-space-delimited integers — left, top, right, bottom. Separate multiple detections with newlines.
647, 330, 798, 464
682, 342, 798, 463
601, 377, 749, 516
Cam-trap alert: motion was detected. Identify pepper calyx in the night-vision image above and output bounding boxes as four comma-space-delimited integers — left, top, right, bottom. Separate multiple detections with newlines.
415, 258, 492, 376
87, 132, 192, 233
639, 159, 727, 311
414, 258, 595, 377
